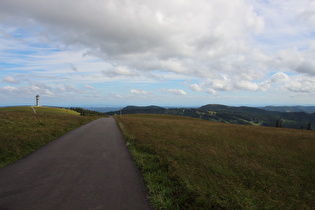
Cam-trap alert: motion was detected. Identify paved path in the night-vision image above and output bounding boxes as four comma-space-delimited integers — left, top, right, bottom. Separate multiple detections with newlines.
0, 118, 152, 210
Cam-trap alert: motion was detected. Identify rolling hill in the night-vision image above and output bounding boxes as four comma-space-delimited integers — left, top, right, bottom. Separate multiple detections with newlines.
261, 105, 315, 114
107, 104, 315, 130
116, 114, 315, 209
0, 106, 80, 115
0, 106, 103, 168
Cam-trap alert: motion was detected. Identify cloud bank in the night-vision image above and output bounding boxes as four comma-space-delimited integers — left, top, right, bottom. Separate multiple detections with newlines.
0, 0, 314, 106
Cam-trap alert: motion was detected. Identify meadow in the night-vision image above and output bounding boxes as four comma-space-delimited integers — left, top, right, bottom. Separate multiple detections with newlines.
0, 106, 80, 115
116, 114, 315, 209
0, 107, 101, 168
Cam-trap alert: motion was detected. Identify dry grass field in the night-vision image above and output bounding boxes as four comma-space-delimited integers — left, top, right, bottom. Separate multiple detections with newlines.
0, 107, 101, 168
116, 114, 315, 209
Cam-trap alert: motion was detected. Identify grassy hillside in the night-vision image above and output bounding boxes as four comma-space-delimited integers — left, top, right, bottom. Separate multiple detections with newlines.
108, 104, 315, 129
0, 106, 80, 115
116, 114, 315, 209
0, 109, 101, 168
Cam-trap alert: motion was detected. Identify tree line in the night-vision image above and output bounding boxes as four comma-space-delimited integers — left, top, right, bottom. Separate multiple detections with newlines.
276, 119, 312, 130
68, 107, 107, 116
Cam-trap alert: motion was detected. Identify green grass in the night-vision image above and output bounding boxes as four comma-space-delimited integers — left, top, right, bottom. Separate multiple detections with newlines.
0, 109, 101, 168
0, 106, 80, 115
116, 114, 315, 209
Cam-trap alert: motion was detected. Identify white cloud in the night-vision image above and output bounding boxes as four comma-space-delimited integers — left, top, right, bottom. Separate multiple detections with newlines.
61, 84, 84, 94
234, 81, 258, 91
259, 72, 315, 95
30, 85, 41, 92
1, 86, 18, 92
189, 84, 202, 92
84, 84, 94, 90
102, 66, 139, 78
0, 83, 55, 97
0, 0, 314, 105
205, 88, 216, 95
0, 0, 268, 79
43, 89, 54, 96
210, 79, 233, 92
260, 72, 290, 91
130, 89, 148, 95
3, 76, 19, 84
160, 89, 187, 95
284, 76, 315, 93
270, 72, 289, 83
298, 2, 315, 26
275, 48, 315, 75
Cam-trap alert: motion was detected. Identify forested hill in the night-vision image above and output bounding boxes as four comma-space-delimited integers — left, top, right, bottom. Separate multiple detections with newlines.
107, 104, 315, 130
123, 105, 166, 111
260, 106, 315, 114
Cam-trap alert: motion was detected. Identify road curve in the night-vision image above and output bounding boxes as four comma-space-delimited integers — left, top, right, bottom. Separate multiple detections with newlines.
0, 117, 152, 210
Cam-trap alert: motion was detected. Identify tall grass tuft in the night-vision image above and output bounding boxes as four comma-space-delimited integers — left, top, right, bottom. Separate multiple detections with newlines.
116, 114, 315, 209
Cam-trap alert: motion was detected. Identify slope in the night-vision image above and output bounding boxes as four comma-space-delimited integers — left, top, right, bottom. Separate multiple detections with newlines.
0, 106, 80, 115
108, 104, 315, 129
117, 114, 315, 209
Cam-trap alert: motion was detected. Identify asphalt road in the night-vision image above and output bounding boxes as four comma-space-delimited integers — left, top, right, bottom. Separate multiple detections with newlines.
0, 117, 152, 210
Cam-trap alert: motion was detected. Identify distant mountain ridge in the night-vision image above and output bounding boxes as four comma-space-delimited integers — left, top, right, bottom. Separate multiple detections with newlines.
107, 104, 315, 130
123, 105, 165, 110
260, 106, 315, 114
200, 104, 268, 114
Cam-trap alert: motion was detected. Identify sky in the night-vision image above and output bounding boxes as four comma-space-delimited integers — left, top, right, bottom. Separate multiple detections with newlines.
0, 0, 315, 107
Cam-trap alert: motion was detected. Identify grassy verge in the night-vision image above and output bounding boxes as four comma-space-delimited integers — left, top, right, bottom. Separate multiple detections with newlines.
117, 119, 200, 209
0, 111, 101, 168
116, 114, 315, 209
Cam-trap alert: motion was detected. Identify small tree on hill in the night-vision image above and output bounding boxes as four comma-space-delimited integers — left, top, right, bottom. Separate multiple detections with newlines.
307, 122, 312, 130
275, 119, 282, 128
